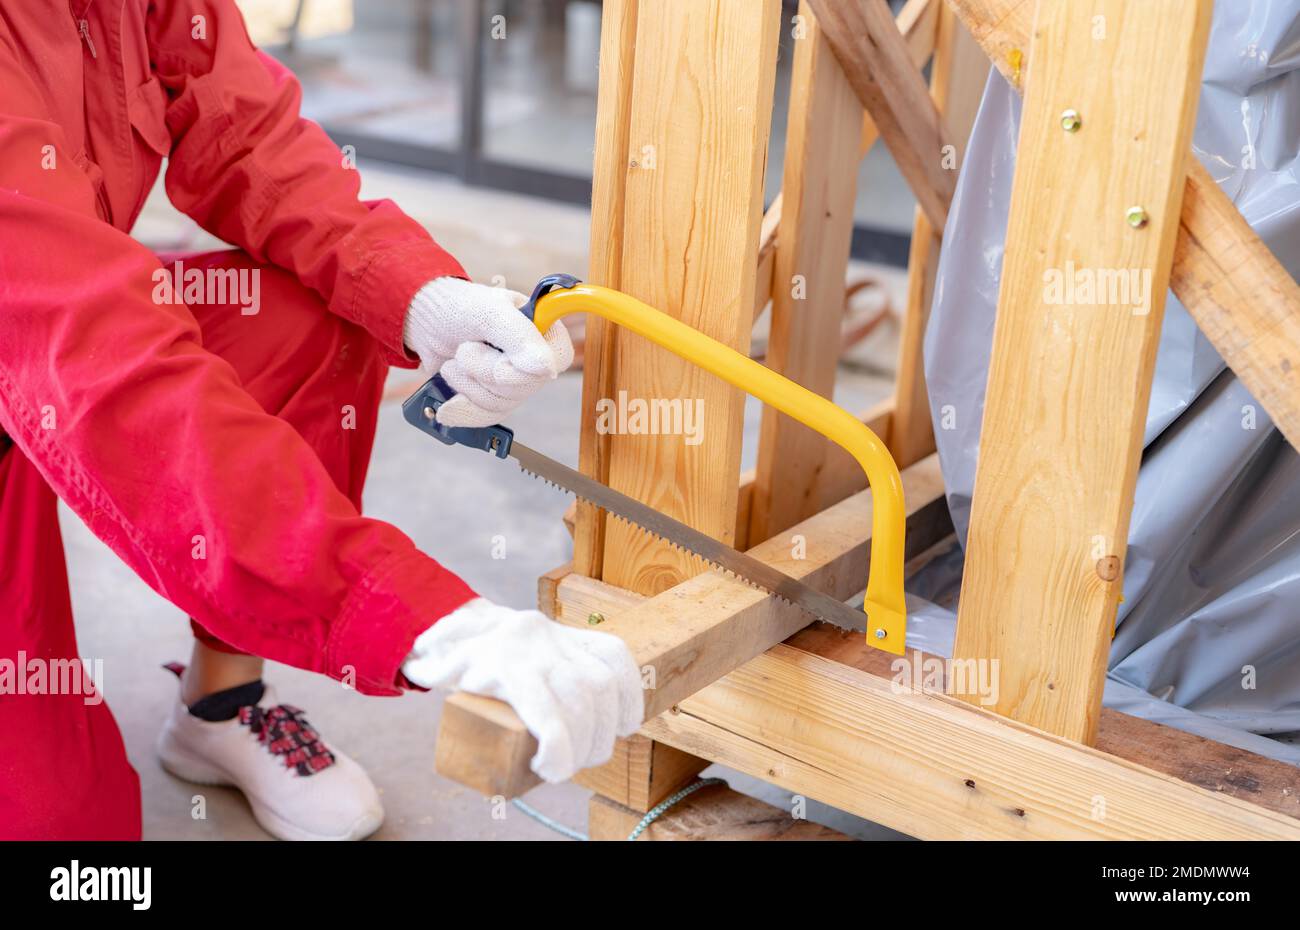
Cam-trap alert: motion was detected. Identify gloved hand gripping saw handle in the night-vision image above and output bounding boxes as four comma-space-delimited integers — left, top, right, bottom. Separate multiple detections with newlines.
403, 273, 909, 651
401, 275, 582, 458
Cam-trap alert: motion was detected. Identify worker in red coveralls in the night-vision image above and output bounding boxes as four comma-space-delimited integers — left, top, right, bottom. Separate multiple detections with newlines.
0, 1, 641, 840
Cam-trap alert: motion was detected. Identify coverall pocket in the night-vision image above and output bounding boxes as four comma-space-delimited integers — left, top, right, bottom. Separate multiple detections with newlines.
126, 76, 172, 225
128, 76, 172, 156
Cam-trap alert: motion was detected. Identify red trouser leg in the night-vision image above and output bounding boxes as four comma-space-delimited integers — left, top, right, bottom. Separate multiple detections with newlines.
0, 251, 385, 837
160, 251, 388, 656
0, 441, 142, 839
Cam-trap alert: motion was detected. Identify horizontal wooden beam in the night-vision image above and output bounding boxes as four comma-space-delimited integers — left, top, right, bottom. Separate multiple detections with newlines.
434, 454, 952, 798
644, 636, 1300, 839
795, 623, 1300, 825
948, 0, 1300, 451
548, 573, 1300, 837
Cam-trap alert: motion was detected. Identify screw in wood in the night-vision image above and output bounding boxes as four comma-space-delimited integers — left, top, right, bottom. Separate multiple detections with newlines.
587, 612, 605, 625
1060, 109, 1082, 132
1126, 206, 1150, 229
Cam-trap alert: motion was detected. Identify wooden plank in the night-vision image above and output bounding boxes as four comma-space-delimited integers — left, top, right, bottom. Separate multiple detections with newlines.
433, 454, 952, 798
736, 398, 894, 550
889, 7, 986, 468
890, 222, 941, 468
751, 0, 939, 326
434, 692, 536, 800
551, 590, 1300, 836
575, 735, 709, 813
1172, 165, 1300, 451
643, 640, 1300, 840
577, 0, 781, 810
598, 0, 781, 595
950, 0, 1300, 452
572, 0, 640, 578
952, 0, 1213, 743
856, 0, 940, 162
579, 456, 948, 719
546, 582, 1300, 837
752, 194, 782, 323
589, 783, 854, 841
806, 0, 956, 230
539, 568, 709, 809
748, 1, 864, 544
550, 585, 1300, 835
536, 561, 573, 619
946, 0, 1034, 90
790, 623, 1300, 824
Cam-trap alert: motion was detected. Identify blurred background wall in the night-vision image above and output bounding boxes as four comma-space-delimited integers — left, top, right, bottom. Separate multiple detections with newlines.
235, 0, 919, 267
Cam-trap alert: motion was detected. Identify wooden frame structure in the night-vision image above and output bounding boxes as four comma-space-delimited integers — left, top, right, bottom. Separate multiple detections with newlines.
436, 0, 1300, 840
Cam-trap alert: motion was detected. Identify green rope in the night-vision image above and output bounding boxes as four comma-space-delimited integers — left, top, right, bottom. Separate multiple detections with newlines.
511, 798, 588, 841
625, 777, 725, 841
510, 777, 726, 841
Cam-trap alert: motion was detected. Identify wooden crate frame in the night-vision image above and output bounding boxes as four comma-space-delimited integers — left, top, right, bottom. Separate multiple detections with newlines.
433, 0, 1300, 839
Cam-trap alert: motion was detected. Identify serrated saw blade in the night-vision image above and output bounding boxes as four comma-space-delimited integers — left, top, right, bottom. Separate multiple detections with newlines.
511, 442, 867, 632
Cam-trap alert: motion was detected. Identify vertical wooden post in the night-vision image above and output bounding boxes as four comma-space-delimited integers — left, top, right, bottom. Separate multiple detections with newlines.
572, 0, 782, 809
748, 2, 864, 544
572, 0, 640, 579
952, 0, 1213, 743
889, 5, 987, 468
597, 0, 782, 593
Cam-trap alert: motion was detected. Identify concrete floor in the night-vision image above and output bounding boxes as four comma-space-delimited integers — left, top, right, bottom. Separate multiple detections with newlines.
66, 161, 910, 840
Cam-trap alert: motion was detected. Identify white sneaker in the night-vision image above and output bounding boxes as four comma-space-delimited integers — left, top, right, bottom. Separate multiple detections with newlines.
157, 682, 384, 841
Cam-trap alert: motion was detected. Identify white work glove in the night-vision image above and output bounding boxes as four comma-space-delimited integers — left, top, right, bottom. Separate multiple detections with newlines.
402, 277, 574, 429
402, 598, 644, 783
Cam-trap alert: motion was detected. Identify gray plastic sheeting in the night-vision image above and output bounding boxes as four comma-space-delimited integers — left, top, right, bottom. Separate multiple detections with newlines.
908, 1, 1300, 765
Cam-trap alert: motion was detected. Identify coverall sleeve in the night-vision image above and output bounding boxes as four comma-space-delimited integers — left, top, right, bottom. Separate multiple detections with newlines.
0, 27, 477, 696
148, 0, 466, 366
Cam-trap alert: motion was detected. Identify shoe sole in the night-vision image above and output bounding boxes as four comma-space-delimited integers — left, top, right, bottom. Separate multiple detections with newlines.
157, 731, 382, 842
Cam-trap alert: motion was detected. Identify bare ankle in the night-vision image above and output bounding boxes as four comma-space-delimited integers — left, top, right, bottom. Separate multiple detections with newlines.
182, 640, 265, 705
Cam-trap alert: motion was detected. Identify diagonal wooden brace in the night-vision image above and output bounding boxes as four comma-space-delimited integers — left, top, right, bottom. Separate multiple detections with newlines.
807, 0, 957, 230
948, 0, 1300, 450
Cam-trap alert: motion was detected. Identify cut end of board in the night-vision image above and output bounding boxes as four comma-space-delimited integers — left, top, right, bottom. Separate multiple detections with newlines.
434, 692, 542, 799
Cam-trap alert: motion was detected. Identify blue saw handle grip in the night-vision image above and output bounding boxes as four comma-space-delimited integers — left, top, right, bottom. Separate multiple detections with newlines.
401, 273, 581, 458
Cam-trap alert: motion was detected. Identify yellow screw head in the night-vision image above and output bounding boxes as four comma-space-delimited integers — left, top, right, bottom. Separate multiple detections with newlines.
1126, 206, 1150, 229
1060, 109, 1082, 133
587, 612, 605, 626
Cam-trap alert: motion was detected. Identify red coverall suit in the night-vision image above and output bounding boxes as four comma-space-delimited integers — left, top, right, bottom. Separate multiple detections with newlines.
0, 1, 478, 838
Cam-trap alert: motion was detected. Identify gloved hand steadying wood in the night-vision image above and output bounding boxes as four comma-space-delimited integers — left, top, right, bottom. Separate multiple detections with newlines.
403, 277, 575, 429
401, 598, 644, 782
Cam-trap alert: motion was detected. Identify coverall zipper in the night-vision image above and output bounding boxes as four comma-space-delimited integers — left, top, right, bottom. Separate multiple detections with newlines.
78, 19, 97, 58
75, 2, 97, 59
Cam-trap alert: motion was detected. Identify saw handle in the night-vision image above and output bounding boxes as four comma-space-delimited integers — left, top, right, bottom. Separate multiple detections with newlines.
400, 374, 515, 458
399, 274, 580, 458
